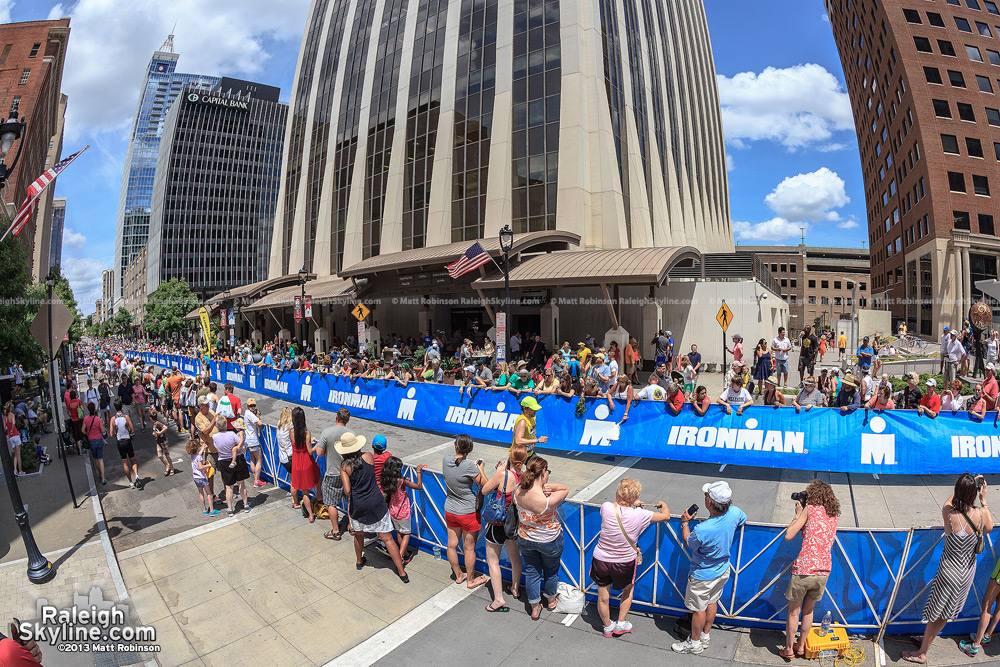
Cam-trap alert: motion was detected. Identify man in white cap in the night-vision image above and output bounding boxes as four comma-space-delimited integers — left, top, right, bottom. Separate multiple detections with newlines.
673, 481, 746, 655
918, 378, 941, 417
943, 328, 967, 384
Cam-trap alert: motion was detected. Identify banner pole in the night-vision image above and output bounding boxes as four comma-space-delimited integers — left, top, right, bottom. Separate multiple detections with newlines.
876, 527, 913, 645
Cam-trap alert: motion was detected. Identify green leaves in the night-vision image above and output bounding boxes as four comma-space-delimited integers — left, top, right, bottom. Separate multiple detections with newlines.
144, 278, 200, 338
0, 235, 44, 370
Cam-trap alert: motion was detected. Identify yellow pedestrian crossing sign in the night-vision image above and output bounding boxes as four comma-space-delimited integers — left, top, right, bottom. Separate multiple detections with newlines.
716, 302, 733, 332
352, 303, 370, 321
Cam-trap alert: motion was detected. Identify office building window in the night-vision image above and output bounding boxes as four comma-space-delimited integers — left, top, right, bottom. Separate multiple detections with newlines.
988, 107, 1000, 125
980, 213, 996, 234
808, 296, 816, 305
955, 210, 971, 229
924, 66, 943, 83
915, 36, 933, 52
28, 42, 40, 58
979, 74, 995, 92
958, 102, 976, 120
942, 133, 960, 153
968, 137, 984, 157
18, 69, 29, 84
968, 44, 985, 61
994, 141, 1000, 159
949, 69, 967, 87
956, 16, 973, 32
974, 174, 991, 194
939, 39, 958, 55
949, 171, 967, 191
904, 8, 922, 22
934, 99, 952, 117
989, 48, 1000, 64
978, 21, 993, 35
821, 280, 829, 288
835, 281, 842, 290
808, 279, 816, 288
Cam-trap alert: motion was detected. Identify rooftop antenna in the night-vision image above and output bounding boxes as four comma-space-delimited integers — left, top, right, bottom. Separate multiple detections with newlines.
160, 24, 176, 53
799, 226, 805, 245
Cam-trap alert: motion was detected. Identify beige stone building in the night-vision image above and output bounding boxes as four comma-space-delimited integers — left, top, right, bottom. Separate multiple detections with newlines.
123, 244, 147, 330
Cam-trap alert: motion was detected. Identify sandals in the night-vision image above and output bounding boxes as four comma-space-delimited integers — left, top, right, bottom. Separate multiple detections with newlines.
900, 652, 926, 664
530, 604, 542, 620
545, 597, 559, 610
485, 603, 510, 613
778, 647, 795, 662
324, 530, 342, 540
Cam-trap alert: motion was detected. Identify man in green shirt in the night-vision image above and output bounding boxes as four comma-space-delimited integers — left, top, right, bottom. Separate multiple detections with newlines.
509, 368, 535, 393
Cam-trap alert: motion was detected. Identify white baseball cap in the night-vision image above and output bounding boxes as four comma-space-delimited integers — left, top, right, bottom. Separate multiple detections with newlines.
703, 481, 733, 504
988, 363, 996, 371
925, 378, 937, 387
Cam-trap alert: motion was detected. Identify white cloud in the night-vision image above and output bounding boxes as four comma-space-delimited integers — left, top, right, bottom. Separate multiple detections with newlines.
717, 64, 854, 150
764, 167, 849, 222
63, 227, 86, 249
61, 255, 106, 310
733, 218, 806, 242
58, 0, 310, 141
837, 219, 860, 230
0, 1, 12, 24
821, 12, 830, 23
726, 152, 735, 172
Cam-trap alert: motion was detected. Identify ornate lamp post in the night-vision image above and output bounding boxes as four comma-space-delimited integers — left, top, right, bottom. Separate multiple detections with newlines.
499, 225, 514, 356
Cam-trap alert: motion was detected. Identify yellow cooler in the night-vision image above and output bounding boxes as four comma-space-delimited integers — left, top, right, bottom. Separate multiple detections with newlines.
803, 626, 850, 659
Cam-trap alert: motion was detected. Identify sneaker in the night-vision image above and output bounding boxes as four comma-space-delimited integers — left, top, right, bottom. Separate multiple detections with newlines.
671, 639, 703, 654
101, 478, 107, 485
128, 481, 135, 489
243, 504, 251, 513
699, 632, 710, 648
203, 510, 209, 515
209, 509, 220, 516
602, 625, 616, 638
613, 621, 633, 637
226, 509, 235, 517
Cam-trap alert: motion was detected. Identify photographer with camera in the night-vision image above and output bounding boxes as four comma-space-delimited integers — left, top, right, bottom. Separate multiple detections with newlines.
672, 481, 747, 655
780, 480, 840, 660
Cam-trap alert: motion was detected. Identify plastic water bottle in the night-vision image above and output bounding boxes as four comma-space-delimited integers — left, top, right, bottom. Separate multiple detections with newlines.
433, 544, 443, 560
821, 611, 832, 635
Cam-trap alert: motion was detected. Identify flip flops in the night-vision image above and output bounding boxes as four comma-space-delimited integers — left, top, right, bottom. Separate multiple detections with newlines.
324, 530, 342, 540
485, 603, 510, 613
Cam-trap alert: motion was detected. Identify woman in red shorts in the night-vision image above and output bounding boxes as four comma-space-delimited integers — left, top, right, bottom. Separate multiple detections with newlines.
443, 434, 489, 588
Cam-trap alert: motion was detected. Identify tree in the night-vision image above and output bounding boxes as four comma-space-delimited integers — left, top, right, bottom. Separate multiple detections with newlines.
49, 268, 84, 344
112, 307, 132, 335
145, 278, 199, 338
0, 235, 44, 371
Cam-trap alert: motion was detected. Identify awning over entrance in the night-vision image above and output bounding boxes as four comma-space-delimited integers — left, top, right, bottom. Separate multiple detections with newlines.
471, 246, 701, 288
186, 273, 318, 320
339, 230, 581, 278
241, 277, 355, 312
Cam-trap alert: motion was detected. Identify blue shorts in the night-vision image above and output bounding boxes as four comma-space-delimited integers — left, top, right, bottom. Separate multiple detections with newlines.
88, 438, 104, 460
655, 355, 667, 365
775, 359, 789, 375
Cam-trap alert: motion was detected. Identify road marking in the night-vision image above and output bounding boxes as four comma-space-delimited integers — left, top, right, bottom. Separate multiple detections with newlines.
117, 494, 286, 560
570, 456, 641, 502
84, 463, 129, 601
324, 584, 475, 667
402, 441, 456, 466
0, 540, 101, 568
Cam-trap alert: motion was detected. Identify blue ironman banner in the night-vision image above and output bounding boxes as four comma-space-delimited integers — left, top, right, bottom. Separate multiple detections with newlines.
135, 352, 1000, 475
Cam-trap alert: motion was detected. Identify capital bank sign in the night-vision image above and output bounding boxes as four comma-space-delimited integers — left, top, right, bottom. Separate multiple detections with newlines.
187, 92, 248, 110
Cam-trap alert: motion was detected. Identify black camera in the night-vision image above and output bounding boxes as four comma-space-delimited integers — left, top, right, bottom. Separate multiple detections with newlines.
791, 491, 809, 504
977, 475, 986, 489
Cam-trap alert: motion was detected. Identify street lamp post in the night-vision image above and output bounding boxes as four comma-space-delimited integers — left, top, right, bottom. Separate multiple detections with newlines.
0, 99, 27, 189
499, 225, 514, 358
298, 267, 307, 350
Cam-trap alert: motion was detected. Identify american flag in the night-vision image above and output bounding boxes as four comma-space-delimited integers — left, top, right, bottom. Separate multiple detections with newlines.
445, 241, 491, 278
6, 145, 89, 238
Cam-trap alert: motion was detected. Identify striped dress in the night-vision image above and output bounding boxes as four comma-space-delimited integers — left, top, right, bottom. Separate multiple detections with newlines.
922, 512, 981, 622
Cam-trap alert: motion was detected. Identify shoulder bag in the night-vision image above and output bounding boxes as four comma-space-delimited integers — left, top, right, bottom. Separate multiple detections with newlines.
961, 510, 986, 555
481, 468, 508, 525
614, 504, 643, 565
504, 486, 520, 541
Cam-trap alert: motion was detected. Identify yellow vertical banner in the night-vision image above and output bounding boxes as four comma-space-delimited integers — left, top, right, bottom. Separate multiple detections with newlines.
198, 306, 213, 357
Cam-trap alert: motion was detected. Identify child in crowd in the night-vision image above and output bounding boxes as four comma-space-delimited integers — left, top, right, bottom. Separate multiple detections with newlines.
372, 434, 392, 490
185, 438, 218, 516
681, 355, 696, 400
379, 456, 425, 564
33, 435, 51, 465
150, 408, 176, 477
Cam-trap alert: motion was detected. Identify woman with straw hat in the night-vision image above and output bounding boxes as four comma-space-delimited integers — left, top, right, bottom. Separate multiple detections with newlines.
760, 375, 786, 406
337, 432, 409, 583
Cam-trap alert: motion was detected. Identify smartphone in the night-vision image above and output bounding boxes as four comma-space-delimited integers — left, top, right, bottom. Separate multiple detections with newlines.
10, 618, 24, 645
687, 504, 699, 517
476, 458, 484, 466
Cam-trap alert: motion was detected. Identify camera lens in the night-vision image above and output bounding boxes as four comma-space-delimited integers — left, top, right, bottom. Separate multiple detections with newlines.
791, 491, 808, 503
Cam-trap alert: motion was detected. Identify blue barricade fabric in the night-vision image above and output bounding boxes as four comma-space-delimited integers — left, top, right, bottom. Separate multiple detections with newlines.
134, 351, 1000, 475
228, 419, 990, 634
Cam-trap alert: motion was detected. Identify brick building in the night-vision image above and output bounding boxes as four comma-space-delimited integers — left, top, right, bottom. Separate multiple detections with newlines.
123, 243, 147, 331
0, 19, 70, 278
826, 0, 1000, 334
33, 92, 67, 279
738, 245, 871, 331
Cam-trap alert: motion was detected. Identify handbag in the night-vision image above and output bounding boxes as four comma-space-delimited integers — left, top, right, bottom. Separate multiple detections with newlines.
504, 492, 520, 540
481, 468, 509, 524
961, 510, 986, 555
613, 504, 642, 565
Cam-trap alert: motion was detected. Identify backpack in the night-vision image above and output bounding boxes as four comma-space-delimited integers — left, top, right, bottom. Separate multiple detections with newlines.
216, 394, 235, 419
481, 468, 509, 525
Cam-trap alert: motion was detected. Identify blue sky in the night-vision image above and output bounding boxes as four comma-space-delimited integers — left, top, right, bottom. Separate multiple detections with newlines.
5, 0, 867, 313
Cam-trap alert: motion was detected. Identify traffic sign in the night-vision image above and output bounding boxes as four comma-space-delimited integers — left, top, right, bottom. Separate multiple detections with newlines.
293, 295, 302, 323
352, 302, 370, 321
357, 321, 367, 348
716, 302, 733, 332
304, 295, 312, 321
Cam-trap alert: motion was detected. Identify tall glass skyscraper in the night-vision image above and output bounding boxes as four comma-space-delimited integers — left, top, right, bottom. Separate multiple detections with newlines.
111, 34, 218, 311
